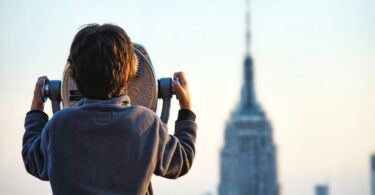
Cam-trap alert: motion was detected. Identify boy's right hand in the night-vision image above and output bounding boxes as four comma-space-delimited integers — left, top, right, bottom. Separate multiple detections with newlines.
30, 76, 49, 112
173, 72, 191, 110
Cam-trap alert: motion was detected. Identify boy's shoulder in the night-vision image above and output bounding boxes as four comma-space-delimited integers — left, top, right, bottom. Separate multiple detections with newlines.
120, 105, 161, 126
127, 105, 158, 118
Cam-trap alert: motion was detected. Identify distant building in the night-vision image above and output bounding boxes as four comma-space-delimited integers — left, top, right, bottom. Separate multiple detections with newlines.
218, 0, 279, 195
315, 185, 329, 195
372, 154, 375, 195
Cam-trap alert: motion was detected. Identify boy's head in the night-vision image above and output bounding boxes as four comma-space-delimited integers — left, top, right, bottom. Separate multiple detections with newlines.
69, 24, 137, 100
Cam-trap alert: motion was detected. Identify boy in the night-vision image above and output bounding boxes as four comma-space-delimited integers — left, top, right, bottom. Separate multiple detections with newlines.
22, 24, 197, 195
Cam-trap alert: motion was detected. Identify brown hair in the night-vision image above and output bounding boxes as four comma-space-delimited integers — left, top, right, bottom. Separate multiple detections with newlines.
69, 24, 136, 100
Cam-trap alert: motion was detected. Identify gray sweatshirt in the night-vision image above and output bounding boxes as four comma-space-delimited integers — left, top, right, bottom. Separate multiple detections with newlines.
22, 95, 197, 195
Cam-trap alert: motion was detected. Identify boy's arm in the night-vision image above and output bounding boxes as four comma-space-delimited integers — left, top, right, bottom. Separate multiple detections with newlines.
22, 76, 51, 180
22, 110, 50, 180
154, 109, 197, 179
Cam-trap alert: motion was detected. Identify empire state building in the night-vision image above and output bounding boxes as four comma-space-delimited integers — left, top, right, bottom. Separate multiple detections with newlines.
218, 1, 279, 194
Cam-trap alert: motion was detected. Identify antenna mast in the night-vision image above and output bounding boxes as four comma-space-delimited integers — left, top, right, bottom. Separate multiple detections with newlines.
245, 0, 251, 56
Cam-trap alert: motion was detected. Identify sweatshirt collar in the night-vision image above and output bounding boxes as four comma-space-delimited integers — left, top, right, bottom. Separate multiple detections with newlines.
77, 95, 131, 106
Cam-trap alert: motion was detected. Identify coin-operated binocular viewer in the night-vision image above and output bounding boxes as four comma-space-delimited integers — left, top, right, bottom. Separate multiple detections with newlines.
42, 43, 176, 124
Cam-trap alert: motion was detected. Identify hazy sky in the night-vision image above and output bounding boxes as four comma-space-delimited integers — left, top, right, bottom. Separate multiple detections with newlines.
0, 0, 374, 195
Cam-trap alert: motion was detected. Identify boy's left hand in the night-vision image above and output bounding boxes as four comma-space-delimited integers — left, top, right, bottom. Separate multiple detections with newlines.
30, 76, 49, 112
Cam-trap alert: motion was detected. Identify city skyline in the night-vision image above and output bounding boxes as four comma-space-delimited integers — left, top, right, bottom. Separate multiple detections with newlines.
0, 0, 374, 195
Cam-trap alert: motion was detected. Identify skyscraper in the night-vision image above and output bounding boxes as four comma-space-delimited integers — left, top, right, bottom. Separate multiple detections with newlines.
315, 185, 329, 195
218, 1, 279, 195
371, 154, 375, 195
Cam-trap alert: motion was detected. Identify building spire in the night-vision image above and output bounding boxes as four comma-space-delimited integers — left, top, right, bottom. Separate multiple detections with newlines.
245, 0, 250, 56
240, 0, 258, 112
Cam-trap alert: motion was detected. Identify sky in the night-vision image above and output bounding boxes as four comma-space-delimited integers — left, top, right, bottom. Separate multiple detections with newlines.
0, 0, 375, 195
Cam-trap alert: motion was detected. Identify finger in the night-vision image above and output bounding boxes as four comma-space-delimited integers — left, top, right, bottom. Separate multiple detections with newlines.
36, 76, 49, 86
37, 76, 47, 82
173, 80, 184, 95
38, 76, 48, 80
173, 71, 182, 80
174, 71, 187, 86
172, 80, 181, 99
173, 80, 182, 90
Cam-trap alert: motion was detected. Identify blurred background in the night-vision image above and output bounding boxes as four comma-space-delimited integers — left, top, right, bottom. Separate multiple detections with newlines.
0, 0, 374, 195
